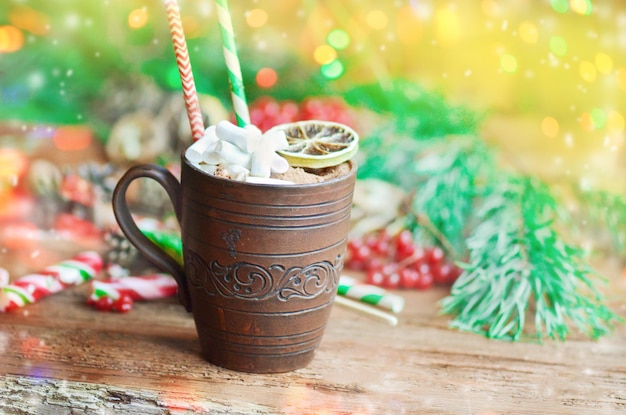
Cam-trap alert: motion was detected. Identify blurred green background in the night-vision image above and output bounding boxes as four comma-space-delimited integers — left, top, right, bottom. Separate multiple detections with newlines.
0, 0, 625, 188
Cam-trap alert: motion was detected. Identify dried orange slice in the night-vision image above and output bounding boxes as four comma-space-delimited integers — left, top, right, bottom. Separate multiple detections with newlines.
267, 120, 359, 169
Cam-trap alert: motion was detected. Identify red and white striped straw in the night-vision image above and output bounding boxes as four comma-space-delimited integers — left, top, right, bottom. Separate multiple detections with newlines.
164, 0, 205, 141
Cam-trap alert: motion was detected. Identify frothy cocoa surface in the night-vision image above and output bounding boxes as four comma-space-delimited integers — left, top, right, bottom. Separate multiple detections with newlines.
272, 162, 352, 184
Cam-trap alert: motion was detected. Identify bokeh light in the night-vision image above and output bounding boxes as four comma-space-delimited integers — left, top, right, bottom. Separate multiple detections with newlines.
579, 60, 597, 83
594, 53, 612, 74
320, 60, 344, 79
365, 10, 388, 30
246, 8, 268, 28
181, 16, 202, 38
0, 25, 24, 53
327, 29, 350, 50
551, 0, 569, 14
617, 68, 626, 92
9, 5, 49, 35
0, 148, 28, 179
436, 7, 460, 45
607, 111, 625, 133
481, 0, 500, 17
397, 6, 422, 45
313, 44, 337, 65
549, 36, 567, 56
1, 0, 624, 191
128, 8, 148, 29
256, 67, 277, 88
542, 116, 560, 138
52, 126, 93, 151
589, 108, 606, 130
570, 0, 592, 15
500, 54, 518, 73
579, 112, 595, 131
519, 21, 538, 44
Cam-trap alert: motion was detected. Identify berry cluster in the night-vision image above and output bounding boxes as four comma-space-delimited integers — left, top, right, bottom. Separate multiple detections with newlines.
248, 96, 353, 132
345, 230, 462, 290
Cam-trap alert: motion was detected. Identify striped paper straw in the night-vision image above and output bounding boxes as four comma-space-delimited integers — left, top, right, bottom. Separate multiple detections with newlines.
164, 0, 205, 141
215, 0, 250, 126
338, 275, 405, 313
334, 295, 398, 326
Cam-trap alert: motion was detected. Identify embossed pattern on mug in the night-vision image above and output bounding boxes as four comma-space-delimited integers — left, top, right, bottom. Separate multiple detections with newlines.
186, 250, 342, 301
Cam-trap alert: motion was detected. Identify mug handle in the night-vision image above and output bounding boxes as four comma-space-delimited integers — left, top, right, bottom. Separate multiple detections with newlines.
112, 164, 192, 312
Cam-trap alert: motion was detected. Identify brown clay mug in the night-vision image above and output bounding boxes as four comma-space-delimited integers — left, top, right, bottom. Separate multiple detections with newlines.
112, 154, 356, 373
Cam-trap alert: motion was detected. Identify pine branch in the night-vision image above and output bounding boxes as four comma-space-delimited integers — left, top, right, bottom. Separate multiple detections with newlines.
347, 81, 622, 342
408, 135, 495, 256
440, 176, 622, 341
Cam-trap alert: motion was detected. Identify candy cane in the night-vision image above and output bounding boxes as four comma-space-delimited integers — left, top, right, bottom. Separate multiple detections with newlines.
338, 275, 405, 313
88, 273, 178, 313
0, 251, 103, 312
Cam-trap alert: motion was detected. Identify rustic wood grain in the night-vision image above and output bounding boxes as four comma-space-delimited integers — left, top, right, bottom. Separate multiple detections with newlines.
1, 267, 625, 415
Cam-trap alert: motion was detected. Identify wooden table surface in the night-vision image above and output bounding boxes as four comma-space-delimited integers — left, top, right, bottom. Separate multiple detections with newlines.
0, 263, 625, 415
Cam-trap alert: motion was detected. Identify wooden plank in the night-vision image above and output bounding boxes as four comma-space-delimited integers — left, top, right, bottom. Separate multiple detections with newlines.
0, 273, 625, 414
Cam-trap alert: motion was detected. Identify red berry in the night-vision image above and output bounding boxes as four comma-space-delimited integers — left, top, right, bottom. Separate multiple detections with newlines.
299, 97, 352, 125
346, 243, 372, 271
399, 267, 420, 289
433, 262, 463, 285
364, 233, 379, 249
248, 97, 301, 131
347, 237, 363, 252
366, 268, 385, 286
449, 264, 463, 283
414, 270, 434, 290
403, 246, 426, 269
431, 262, 448, 285
381, 263, 400, 289
364, 256, 384, 273
394, 230, 416, 261
425, 246, 445, 266
371, 233, 391, 256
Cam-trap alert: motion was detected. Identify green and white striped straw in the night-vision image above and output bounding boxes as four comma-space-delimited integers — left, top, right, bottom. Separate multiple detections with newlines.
338, 275, 405, 313
215, 0, 250, 127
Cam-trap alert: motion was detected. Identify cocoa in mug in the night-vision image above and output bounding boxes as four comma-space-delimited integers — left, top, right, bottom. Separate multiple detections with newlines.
112, 149, 356, 373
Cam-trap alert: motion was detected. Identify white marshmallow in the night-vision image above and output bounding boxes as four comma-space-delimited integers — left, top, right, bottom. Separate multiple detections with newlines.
215, 140, 252, 167
216, 120, 258, 152
223, 163, 250, 181
185, 126, 218, 162
250, 149, 273, 178
270, 154, 289, 174
187, 121, 291, 182
245, 176, 294, 185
